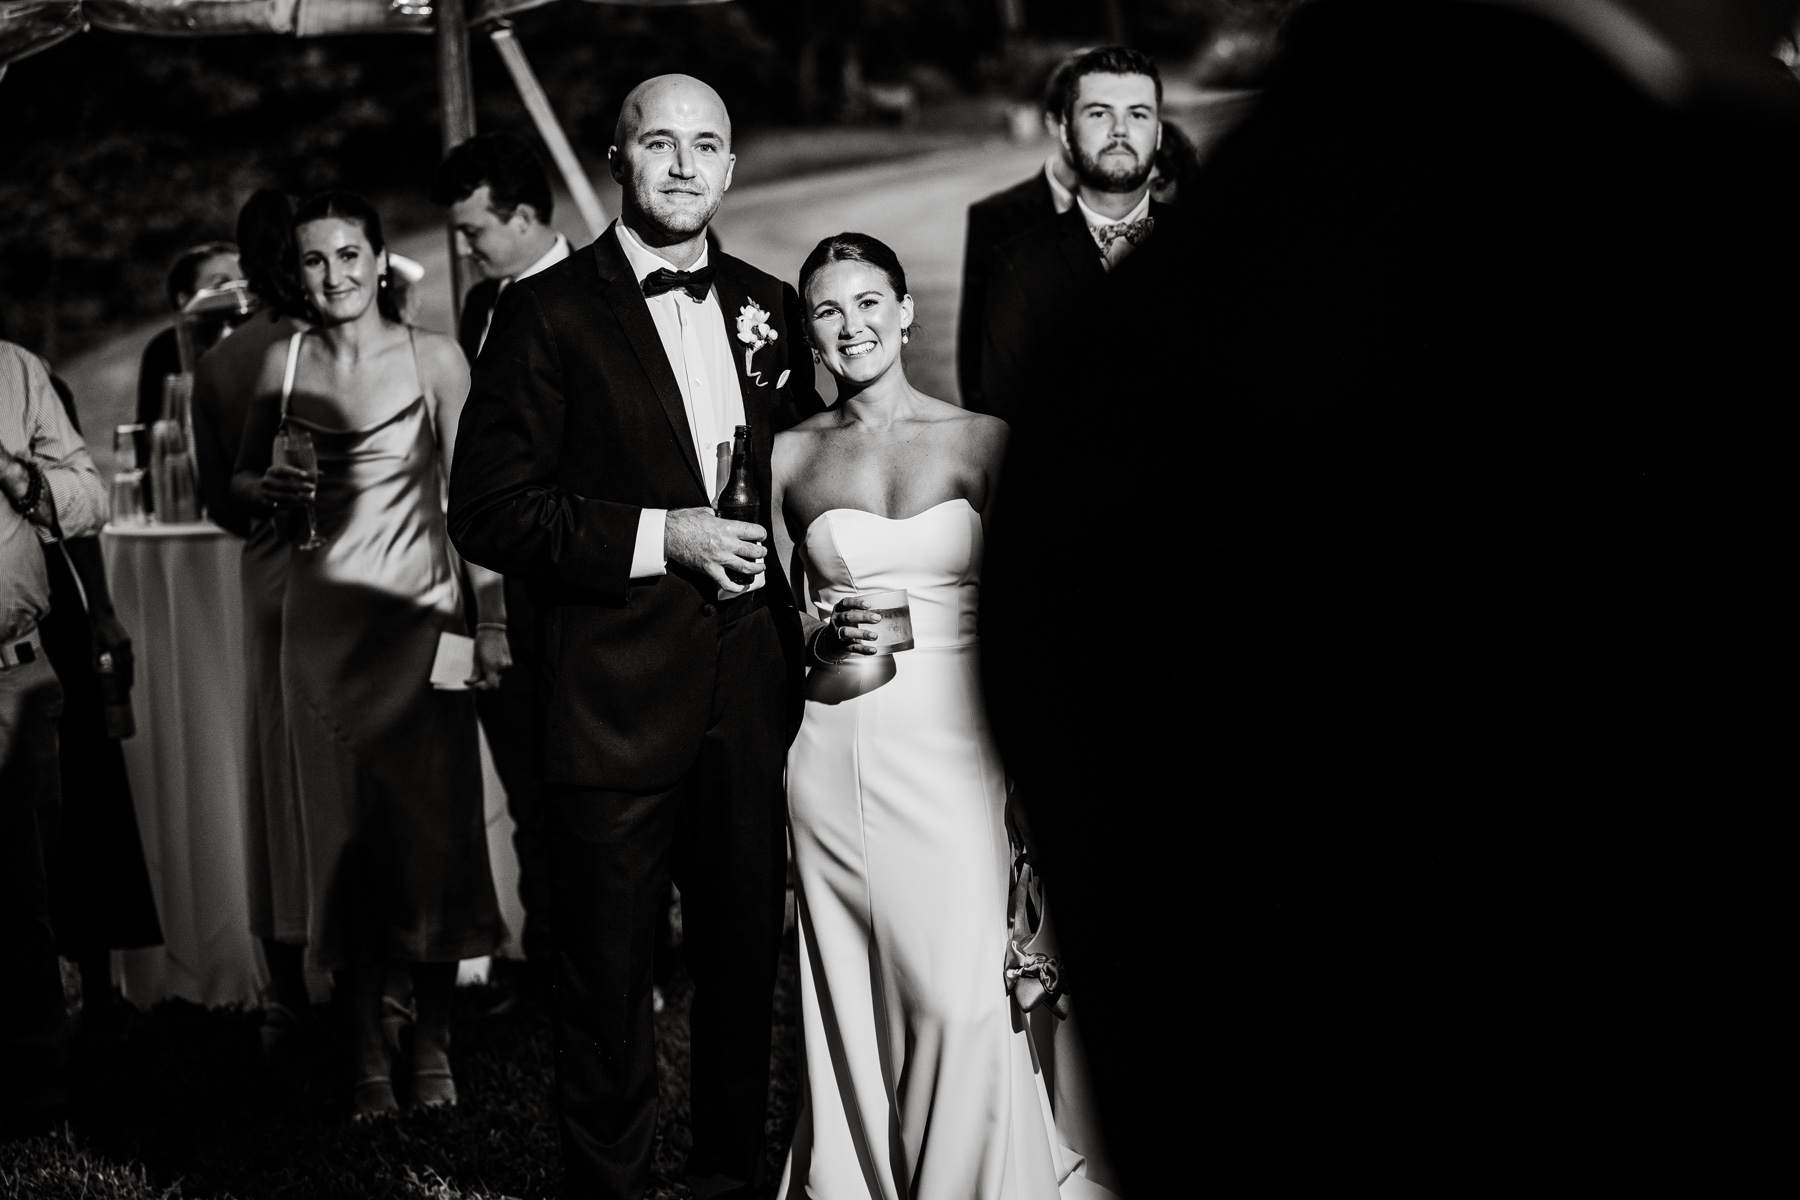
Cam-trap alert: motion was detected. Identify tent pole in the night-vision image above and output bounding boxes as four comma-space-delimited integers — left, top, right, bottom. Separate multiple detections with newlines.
489, 23, 609, 241
437, 0, 478, 325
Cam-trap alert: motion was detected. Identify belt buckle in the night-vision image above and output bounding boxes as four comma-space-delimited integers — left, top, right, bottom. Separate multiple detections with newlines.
1, 634, 37, 670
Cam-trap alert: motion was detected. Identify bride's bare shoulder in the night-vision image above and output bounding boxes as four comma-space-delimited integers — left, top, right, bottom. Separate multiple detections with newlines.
775, 410, 837, 453
920, 396, 1007, 443
785, 406, 842, 436
774, 412, 838, 480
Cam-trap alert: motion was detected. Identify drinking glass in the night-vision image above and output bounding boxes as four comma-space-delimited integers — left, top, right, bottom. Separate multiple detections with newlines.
282, 426, 326, 551
820, 590, 915, 654
150, 419, 201, 524
110, 424, 147, 527
858, 589, 915, 653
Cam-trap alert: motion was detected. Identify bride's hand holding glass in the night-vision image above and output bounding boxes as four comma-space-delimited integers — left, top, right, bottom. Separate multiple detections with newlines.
813, 597, 881, 663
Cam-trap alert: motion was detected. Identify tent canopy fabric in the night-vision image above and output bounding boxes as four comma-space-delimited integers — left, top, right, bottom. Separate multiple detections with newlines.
1, 0, 722, 68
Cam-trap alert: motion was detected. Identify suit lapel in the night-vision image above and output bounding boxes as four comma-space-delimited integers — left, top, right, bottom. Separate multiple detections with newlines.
711, 256, 774, 500
1053, 209, 1106, 289
711, 256, 772, 433
591, 230, 709, 500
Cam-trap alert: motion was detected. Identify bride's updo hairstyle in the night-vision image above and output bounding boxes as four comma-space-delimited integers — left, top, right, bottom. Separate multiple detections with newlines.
798, 232, 918, 341
290, 189, 404, 324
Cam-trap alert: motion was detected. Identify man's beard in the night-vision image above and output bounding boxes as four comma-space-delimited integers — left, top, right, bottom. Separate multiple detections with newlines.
1073, 140, 1152, 194
637, 187, 721, 238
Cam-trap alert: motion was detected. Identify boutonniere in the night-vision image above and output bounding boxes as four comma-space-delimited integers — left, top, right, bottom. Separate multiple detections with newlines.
736, 302, 782, 387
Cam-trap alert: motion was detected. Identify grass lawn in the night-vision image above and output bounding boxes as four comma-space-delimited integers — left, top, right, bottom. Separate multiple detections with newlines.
0, 941, 802, 1199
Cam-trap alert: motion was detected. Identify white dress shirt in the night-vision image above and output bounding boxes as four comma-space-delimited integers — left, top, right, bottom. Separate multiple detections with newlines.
1076, 190, 1154, 272
475, 232, 571, 356
1043, 156, 1076, 215
613, 222, 760, 594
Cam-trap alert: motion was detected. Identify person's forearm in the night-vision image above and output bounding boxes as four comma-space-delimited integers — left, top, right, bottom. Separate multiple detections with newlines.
448, 488, 641, 602
2, 455, 48, 525
230, 470, 265, 511
41, 458, 106, 539
2, 455, 61, 533
469, 563, 508, 627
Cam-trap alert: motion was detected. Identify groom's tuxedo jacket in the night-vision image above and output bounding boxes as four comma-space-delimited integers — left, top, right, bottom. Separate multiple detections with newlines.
447, 228, 822, 791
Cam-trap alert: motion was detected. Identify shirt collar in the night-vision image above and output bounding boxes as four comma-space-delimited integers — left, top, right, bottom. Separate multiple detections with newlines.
614, 220, 711, 283
1076, 190, 1151, 232
515, 233, 570, 283
1044, 156, 1076, 214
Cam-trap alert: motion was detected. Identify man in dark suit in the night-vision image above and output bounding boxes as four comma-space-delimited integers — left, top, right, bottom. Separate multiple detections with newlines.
134, 241, 243, 429
957, 51, 1081, 411
448, 75, 821, 1200
192, 189, 302, 540
433, 134, 571, 366
980, 46, 1172, 422
432, 134, 570, 976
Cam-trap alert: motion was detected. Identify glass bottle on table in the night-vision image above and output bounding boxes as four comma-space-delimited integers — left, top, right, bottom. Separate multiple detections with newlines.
110, 423, 148, 527
715, 424, 758, 587
151, 375, 201, 524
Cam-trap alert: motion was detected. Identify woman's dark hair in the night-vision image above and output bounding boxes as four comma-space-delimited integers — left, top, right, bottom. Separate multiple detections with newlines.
290, 190, 403, 324
798, 233, 917, 339
799, 233, 918, 341
237, 189, 302, 318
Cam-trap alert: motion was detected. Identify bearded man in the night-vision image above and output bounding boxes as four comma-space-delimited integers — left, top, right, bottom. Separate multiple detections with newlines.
980, 46, 1171, 422
448, 75, 821, 1199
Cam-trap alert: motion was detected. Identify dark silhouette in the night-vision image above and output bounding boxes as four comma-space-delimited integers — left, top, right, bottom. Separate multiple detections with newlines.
984, 0, 1797, 1189
40, 378, 162, 1032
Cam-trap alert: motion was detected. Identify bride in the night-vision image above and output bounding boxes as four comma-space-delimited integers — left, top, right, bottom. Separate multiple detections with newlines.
772, 233, 1115, 1200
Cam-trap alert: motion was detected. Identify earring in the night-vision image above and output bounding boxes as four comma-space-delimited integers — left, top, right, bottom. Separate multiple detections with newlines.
902, 328, 910, 344
812, 348, 822, 363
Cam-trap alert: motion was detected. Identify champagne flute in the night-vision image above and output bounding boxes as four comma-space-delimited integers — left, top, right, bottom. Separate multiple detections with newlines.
283, 426, 326, 551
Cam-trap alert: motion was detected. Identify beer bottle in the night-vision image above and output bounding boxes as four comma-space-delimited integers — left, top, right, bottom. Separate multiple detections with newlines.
716, 425, 759, 586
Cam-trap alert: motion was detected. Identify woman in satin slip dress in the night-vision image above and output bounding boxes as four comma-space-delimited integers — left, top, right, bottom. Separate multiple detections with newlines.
233, 191, 508, 1120
772, 233, 1119, 1200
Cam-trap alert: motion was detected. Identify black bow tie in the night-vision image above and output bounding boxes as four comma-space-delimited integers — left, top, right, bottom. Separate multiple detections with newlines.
641, 265, 717, 303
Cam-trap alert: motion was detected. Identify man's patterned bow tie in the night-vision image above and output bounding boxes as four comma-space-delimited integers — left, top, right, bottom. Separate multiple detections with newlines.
1091, 216, 1155, 251
641, 265, 717, 303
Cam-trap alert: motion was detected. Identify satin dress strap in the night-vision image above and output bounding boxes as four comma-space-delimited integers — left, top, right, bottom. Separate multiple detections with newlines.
279, 331, 303, 421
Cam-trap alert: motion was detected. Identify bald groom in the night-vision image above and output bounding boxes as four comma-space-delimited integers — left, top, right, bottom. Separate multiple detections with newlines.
448, 76, 823, 1199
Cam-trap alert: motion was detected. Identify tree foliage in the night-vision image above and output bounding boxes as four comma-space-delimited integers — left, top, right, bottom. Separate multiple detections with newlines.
0, 0, 1249, 359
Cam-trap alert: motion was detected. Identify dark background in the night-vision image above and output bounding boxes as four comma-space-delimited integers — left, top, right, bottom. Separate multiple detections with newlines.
0, 0, 1301, 362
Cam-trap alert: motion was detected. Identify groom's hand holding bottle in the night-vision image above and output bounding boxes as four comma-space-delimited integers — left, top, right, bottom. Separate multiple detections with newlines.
665, 507, 768, 592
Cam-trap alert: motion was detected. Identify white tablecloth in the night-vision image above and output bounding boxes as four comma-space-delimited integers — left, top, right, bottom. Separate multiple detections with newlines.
101, 522, 522, 1009
102, 522, 262, 1008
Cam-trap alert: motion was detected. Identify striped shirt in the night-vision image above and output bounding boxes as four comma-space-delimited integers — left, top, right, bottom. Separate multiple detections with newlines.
1, 340, 108, 644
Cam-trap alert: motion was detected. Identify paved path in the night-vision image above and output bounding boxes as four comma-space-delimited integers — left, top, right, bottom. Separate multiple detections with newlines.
712, 137, 1049, 407
61, 136, 1049, 474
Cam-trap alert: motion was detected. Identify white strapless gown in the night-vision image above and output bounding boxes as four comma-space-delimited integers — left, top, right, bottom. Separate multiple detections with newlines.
778, 499, 1116, 1200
